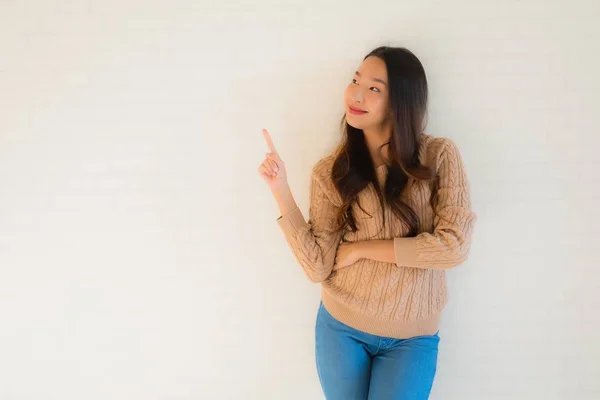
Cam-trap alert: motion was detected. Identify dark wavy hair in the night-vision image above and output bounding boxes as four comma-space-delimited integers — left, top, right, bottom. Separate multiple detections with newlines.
332, 46, 436, 237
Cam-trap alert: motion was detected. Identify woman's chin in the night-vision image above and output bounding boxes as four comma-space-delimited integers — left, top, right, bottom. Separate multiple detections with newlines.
345, 115, 366, 130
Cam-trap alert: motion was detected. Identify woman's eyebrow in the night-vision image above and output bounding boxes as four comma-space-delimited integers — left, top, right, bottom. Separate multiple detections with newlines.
355, 71, 387, 87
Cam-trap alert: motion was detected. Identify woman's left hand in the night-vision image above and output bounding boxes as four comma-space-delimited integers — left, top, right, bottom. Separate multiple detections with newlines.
334, 242, 363, 270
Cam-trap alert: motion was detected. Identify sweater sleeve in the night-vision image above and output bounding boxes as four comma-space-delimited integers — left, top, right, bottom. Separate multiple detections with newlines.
277, 170, 343, 283
393, 139, 476, 269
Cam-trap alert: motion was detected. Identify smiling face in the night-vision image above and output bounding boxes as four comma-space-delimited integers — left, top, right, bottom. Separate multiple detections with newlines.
344, 56, 391, 131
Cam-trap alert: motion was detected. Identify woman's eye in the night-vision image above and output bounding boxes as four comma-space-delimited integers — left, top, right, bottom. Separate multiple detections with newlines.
351, 79, 379, 92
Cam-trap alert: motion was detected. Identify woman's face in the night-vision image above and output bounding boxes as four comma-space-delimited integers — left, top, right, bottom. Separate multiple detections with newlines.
344, 56, 391, 131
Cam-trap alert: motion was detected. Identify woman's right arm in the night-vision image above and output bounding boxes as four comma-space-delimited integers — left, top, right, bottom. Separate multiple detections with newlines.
259, 129, 343, 283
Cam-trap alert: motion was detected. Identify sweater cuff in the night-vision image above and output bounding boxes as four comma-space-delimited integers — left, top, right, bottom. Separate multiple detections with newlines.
277, 207, 308, 237
393, 237, 418, 267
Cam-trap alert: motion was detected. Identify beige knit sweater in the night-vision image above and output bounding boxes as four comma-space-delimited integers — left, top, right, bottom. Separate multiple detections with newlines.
277, 134, 476, 338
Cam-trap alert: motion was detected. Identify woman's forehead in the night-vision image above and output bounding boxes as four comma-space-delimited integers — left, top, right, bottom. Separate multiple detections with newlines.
356, 57, 388, 85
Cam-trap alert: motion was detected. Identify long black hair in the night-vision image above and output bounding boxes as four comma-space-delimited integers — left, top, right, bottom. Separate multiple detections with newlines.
332, 46, 436, 237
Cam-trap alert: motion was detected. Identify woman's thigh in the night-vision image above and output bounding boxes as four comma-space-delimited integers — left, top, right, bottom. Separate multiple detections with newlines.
315, 303, 373, 400
368, 333, 440, 400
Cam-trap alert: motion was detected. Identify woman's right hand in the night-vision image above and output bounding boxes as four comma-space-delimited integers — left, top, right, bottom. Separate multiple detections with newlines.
258, 129, 288, 191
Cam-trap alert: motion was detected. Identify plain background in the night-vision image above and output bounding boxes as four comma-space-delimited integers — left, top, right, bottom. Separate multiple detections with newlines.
1, 1, 599, 399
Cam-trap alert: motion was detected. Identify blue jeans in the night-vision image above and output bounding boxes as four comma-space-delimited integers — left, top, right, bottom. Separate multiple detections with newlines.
315, 302, 439, 400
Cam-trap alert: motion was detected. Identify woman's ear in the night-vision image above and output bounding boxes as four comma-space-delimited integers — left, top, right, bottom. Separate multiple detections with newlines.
384, 109, 395, 124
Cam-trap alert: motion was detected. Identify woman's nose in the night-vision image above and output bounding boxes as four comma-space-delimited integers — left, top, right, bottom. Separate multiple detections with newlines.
352, 88, 364, 103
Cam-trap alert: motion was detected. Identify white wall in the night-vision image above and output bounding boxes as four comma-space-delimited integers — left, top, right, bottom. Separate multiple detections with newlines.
1, 1, 598, 399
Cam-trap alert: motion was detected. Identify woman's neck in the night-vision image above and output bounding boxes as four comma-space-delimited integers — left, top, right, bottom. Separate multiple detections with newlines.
363, 125, 392, 168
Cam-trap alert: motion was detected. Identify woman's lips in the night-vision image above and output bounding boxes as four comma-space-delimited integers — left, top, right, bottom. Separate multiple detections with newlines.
348, 105, 368, 115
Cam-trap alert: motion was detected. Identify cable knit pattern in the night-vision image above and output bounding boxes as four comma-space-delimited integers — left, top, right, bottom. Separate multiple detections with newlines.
277, 134, 476, 338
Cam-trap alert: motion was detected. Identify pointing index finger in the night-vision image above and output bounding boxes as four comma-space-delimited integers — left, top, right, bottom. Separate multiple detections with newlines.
262, 129, 277, 154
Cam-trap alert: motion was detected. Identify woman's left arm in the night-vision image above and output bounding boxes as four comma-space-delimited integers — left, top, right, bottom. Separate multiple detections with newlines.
346, 139, 477, 270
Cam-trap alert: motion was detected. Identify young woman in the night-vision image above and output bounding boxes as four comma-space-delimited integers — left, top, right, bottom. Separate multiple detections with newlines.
258, 46, 476, 400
